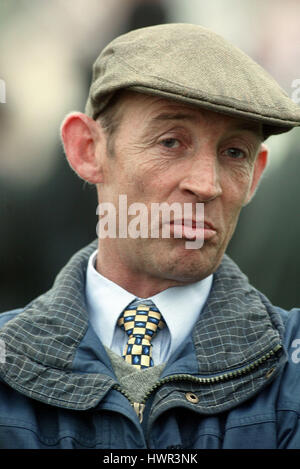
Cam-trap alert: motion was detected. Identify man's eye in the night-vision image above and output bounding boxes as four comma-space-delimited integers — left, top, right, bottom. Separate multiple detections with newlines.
225, 148, 246, 159
160, 138, 180, 149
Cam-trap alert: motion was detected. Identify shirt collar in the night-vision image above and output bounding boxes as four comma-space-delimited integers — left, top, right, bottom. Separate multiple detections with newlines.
151, 276, 212, 358
86, 250, 213, 353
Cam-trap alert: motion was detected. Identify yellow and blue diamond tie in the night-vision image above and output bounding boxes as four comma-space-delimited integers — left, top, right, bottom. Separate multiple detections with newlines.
118, 299, 165, 370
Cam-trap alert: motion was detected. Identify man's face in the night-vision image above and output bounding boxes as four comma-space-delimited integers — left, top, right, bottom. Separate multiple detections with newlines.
95, 92, 266, 295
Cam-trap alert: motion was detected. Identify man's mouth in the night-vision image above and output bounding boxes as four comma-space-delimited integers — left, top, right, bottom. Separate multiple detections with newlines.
169, 219, 217, 240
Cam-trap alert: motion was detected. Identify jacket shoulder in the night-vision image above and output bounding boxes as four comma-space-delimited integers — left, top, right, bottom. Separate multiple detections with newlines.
277, 307, 300, 340
0, 309, 23, 328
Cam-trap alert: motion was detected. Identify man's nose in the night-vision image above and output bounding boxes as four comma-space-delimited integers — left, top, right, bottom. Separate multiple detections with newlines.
179, 151, 222, 202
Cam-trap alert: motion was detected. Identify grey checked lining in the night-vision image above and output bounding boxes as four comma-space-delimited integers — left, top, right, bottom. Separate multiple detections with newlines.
0, 240, 286, 413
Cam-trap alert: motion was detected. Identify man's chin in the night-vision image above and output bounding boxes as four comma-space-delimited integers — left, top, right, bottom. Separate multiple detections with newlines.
152, 241, 224, 284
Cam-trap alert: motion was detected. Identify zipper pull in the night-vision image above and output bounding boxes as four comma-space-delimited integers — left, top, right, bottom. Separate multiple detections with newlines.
133, 402, 145, 423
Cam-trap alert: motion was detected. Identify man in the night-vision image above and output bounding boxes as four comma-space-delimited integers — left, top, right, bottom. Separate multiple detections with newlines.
0, 23, 300, 449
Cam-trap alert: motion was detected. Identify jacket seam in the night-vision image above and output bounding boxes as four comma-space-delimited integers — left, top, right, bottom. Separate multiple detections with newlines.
0, 422, 109, 448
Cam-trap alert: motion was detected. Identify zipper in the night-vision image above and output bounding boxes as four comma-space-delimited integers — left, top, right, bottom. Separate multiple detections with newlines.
112, 385, 147, 422
133, 402, 146, 423
113, 343, 282, 423
142, 343, 282, 398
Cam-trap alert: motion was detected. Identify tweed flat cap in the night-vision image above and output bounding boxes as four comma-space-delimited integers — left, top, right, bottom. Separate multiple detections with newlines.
85, 23, 300, 136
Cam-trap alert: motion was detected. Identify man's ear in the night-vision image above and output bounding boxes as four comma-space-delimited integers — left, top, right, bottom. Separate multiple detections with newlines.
244, 143, 269, 205
60, 112, 105, 183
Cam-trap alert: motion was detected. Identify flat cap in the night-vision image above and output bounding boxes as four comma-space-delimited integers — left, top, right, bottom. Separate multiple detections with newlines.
85, 23, 300, 136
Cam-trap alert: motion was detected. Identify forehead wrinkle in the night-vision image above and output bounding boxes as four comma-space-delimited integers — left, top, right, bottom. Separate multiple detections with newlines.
124, 94, 263, 142
147, 110, 262, 144
152, 110, 262, 142
229, 122, 263, 140
145, 99, 259, 130
146, 97, 205, 123
151, 112, 200, 123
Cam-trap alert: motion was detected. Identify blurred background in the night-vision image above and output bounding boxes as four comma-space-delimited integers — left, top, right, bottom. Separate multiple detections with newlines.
0, 0, 299, 312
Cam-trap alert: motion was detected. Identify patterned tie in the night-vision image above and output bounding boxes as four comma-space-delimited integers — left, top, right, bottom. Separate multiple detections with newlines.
118, 299, 166, 369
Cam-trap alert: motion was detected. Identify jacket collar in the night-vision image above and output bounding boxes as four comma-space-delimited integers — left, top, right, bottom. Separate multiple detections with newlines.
0, 240, 287, 411
154, 254, 287, 417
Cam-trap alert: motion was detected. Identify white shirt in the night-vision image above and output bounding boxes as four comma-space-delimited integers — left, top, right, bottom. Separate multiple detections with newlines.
85, 250, 213, 364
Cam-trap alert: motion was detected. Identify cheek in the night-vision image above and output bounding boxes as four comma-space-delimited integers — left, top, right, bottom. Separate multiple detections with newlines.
223, 163, 255, 202
121, 155, 172, 200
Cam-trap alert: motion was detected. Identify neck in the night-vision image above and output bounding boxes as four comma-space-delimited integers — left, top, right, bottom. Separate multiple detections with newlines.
95, 241, 185, 298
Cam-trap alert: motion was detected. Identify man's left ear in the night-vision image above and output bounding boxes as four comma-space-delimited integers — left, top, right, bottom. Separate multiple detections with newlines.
244, 143, 269, 205
60, 112, 105, 183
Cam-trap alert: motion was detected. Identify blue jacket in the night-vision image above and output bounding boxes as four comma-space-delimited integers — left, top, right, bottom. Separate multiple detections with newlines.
0, 241, 300, 449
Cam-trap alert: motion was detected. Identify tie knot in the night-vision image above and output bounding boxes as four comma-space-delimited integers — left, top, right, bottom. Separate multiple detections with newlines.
118, 299, 165, 340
